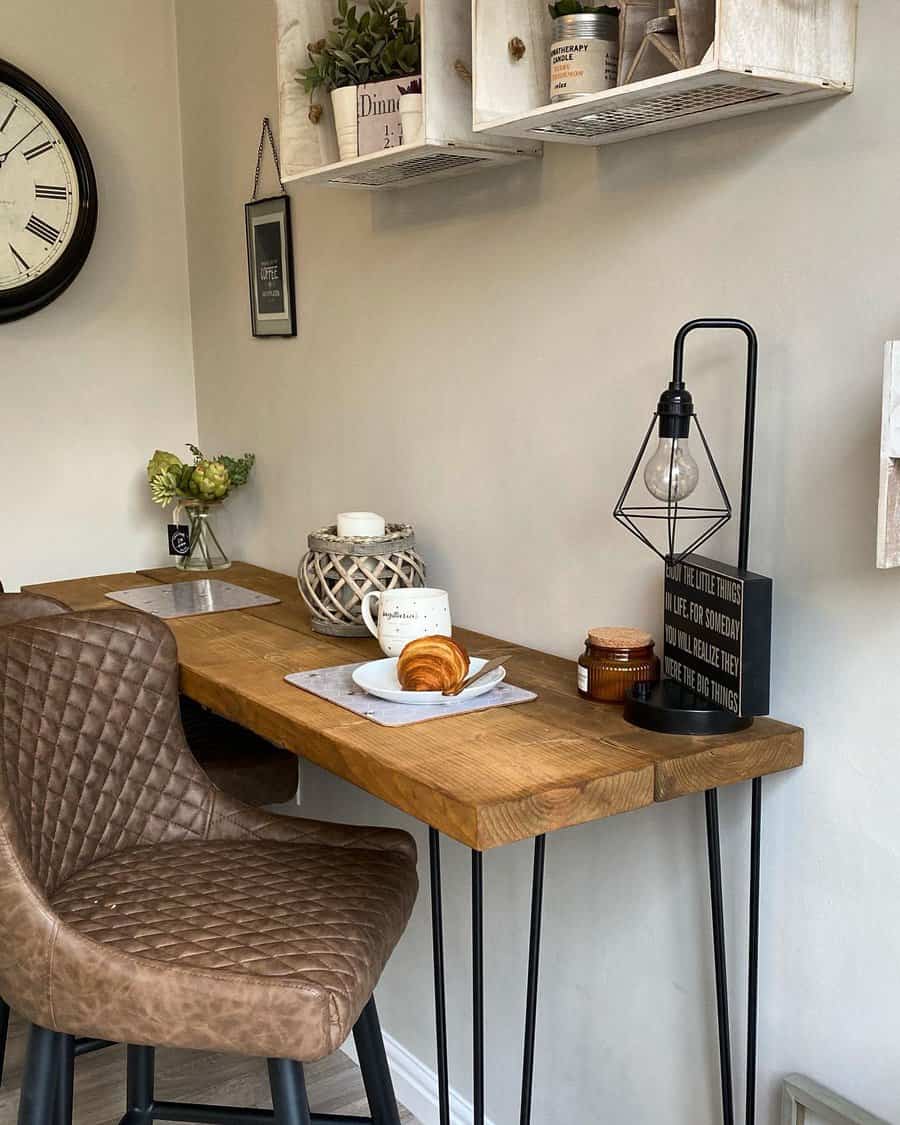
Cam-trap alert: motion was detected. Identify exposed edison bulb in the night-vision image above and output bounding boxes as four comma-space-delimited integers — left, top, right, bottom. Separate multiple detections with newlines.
643, 438, 700, 502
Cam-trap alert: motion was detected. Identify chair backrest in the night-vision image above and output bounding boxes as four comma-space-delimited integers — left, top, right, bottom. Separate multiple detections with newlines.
0, 609, 216, 896
0, 591, 71, 627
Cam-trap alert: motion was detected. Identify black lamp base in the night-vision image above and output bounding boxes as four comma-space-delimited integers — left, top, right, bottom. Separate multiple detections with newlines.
625, 679, 753, 736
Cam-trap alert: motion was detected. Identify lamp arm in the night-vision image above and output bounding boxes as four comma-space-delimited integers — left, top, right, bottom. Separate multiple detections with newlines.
671, 318, 758, 571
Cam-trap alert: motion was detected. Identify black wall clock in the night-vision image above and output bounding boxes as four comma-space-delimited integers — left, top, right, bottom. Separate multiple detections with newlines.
0, 58, 97, 323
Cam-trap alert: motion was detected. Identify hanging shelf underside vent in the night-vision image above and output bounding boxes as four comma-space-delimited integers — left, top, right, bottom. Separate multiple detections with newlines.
474, 61, 851, 147
332, 151, 485, 187
533, 83, 778, 140
288, 142, 523, 190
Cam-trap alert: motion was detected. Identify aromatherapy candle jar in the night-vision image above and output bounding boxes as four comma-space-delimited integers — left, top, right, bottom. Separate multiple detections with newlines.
577, 627, 660, 704
550, 12, 620, 102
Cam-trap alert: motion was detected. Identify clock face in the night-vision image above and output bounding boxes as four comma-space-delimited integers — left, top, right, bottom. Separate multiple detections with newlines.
0, 82, 80, 289
0, 59, 96, 323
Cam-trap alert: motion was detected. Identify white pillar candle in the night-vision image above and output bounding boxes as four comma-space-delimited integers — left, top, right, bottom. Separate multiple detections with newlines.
337, 511, 386, 538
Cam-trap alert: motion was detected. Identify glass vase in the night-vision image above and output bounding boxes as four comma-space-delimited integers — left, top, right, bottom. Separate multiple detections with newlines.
173, 498, 230, 571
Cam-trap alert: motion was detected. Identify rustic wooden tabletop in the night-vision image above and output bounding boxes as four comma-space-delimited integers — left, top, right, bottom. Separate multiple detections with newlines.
25, 562, 803, 850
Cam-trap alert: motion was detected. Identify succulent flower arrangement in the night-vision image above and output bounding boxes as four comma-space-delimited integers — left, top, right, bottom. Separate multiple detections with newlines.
147, 445, 256, 507
298, 0, 421, 95
548, 1, 619, 15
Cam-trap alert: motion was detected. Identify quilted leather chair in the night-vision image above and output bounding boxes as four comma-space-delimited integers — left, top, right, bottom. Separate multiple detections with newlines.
0, 609, 418, 1125
0, 591, 79, 1091
0, 590, 297, 1100
0, 589, 299, 804
0, 590, 71, 624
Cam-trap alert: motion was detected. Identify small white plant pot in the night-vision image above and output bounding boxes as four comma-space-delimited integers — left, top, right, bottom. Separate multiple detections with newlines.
399, 93, 424, 146
331, 85, 359, 161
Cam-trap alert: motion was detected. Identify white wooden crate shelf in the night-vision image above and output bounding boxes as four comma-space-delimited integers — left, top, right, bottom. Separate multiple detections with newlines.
472, 0, 859, 147
276, 0, 540, 190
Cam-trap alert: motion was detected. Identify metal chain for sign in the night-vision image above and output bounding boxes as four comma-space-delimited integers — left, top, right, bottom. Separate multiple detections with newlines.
251, 117, 285, 200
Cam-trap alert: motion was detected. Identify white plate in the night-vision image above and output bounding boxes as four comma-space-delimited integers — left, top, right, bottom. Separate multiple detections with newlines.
352, 657, 506, 706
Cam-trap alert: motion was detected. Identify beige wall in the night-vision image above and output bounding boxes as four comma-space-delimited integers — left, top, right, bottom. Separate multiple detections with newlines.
176, 3, 900, 1123
2, 0, 196, 591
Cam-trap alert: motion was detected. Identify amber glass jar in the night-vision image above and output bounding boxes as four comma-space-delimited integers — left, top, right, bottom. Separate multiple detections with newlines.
577, 627, 660, 704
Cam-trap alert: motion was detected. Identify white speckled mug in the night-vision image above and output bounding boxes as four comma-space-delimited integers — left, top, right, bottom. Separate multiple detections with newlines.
360, 587, 452, 657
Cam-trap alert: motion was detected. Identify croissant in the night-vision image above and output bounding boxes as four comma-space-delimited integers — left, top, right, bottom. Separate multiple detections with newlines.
397, 635, 470, 693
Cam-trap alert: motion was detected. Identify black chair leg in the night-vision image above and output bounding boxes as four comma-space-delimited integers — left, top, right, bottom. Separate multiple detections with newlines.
353, 997, 401, 1125
54, 1034, 75, 1125
123, 1045, 155, 1124
268, 1057, 312, 1125
17, 1025, 61, 1125
0, 996, 9, 1087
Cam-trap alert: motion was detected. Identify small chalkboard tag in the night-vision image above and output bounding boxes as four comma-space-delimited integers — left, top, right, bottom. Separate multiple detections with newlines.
663, 554, 772, 717
167, 524, 190, 557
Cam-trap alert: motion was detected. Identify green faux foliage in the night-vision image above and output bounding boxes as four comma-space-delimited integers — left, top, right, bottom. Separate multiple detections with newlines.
187, 445, 254, 488
548, 1, 619, 17
146, 446, 256, 507
215, 452, 256, 489
298, 0, 421, 94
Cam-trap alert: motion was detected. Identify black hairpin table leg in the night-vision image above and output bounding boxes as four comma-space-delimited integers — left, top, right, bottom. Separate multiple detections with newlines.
472, 850, 484, 1125
706, 778, 764, 1125
705, 788, 735, 1125
428, 828, 451, 1125
519, 835, 546, 1125
429, 832, 547, 1125
746, 777, 762, 1125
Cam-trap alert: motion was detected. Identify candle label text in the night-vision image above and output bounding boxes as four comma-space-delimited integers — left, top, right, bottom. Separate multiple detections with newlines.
663, 554, 772, 717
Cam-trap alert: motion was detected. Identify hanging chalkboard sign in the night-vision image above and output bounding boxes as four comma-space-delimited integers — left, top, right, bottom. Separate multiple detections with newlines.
663, 554, 772, 718
245, 118, 296, 338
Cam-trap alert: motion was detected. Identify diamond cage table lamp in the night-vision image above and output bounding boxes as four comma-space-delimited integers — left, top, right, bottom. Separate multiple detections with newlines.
613, 318, 772, 736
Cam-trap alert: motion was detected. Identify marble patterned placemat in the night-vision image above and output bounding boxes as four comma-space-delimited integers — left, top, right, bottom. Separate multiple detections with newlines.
285, 663, 537, 727
106, 579, 280, 619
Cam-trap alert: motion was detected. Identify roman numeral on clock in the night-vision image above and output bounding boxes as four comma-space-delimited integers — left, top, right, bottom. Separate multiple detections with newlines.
23, 140, 53, 161
35, 185, 68, 199
25, 215, 60, 243
0, 103, 16, 132
9, 244, 28, 272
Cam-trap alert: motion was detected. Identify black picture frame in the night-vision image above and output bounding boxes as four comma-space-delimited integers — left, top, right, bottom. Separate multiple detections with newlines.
0, 58, 98, 324
244, 194, 297, 338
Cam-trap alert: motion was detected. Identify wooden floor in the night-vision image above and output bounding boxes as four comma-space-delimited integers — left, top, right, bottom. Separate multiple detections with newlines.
0, 1015, 419, 1124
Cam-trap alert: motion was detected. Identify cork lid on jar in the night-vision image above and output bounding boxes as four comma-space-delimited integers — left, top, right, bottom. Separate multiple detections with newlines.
587, 627, 654, 650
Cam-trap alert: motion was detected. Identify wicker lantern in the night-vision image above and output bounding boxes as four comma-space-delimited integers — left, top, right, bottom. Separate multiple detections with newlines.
297, 523, 426, 636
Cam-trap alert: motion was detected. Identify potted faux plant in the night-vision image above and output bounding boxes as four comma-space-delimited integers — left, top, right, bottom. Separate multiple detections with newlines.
299, 0, 421, 162
147, 445, 256, 571
398, 76, 423, 145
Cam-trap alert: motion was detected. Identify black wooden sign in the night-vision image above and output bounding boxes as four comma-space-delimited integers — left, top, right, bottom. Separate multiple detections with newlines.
663, 554, 772, 718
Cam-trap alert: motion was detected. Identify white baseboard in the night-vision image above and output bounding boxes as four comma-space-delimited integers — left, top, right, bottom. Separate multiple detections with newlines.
341, 1031, 498, 1125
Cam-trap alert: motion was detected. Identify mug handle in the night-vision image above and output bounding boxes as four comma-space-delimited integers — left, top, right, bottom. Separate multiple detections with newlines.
360, 591, 381, 639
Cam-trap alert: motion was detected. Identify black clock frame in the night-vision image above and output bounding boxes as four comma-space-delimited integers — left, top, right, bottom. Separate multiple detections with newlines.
0, 58, 98, 323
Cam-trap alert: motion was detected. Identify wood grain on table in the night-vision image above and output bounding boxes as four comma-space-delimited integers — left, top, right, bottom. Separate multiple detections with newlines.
25, 562, 804, 850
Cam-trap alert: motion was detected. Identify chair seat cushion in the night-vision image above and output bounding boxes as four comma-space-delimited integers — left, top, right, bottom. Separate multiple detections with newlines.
47, 836, 417, 1060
